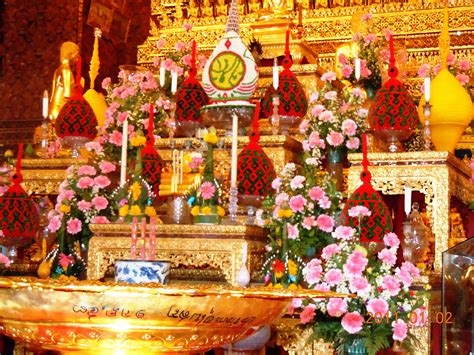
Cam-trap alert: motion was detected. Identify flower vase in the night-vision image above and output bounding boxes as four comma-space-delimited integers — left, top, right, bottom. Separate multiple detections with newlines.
193, 205, 222, 225
346, 339, 368, 355
326, 148, 345, 192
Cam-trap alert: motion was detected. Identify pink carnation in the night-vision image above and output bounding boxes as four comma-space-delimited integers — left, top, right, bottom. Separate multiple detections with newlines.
383, 232, 400, 248
456, 73, 469, 86
341, 64, 353, 78
77, 176, 94, 189
326, 131, 344, 147
289, 195, 306, 213
318, 195, 331, 209
155, 38, 166, 49
338, 53, 348, 65
77, 200, 92, 211
332, 226, 355, 241
458, 59, 471, 71
314, 282, 331, 292
300, 304, 316, 324
199, 182, 216, 200
182, 54, 192, 66
308, 186, 324, 201
322, 243, 341, 260
275, 192, 289, 206
367, 298, 389, 316
417, 63, 431, 78
343, 250, 368, 276
91, 196, 109, 211
303, 259, 322, 285
302, 216, 317, 230
287, 223, 299, 240
327, 298, 348, 317
381, 275, 401, 296
78, 165, 96, 176
346, 137, 360, 150
321, 71, 336, 82
308, 131, 324, 148
66, 218, 82, 235
271, 178, 282, 190
175, 41, 187, 51
349, 276, 371, 295
110, 130, 123, 146
378, 248, 397, 266
92, 216, 110, 224
99, 162, 116, 175
290, 175, 305, 190
361, 13, 373, 21
316, 214, 335, 233
48, 215, 62, 233
0, 253, 11, 267
311, 104, 326, 117
299, 119, 310, 134
118, 111, 129, 124
94, 175, 111, 189
101, 77, 111, 90
182, 23, 193, 31
310, 92, 319, 103
325, 269, 343, 286
364, 33, 377, 46
446, 52, 456, 65
348, 205, 371, 218
341, 312, 364, 334
433, 64, 442, 76
342, 119, 357, 136
324, 91, 337, 100
392, 319, 408, 341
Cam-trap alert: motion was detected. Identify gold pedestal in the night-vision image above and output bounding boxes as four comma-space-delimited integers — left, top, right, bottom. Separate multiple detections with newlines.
87, 223, 267, 285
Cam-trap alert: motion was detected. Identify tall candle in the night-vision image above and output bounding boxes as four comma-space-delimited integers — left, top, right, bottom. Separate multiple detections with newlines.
140, 217, 147, 260
149, 217, 156, 260
179, 151, 184, 184
42, 90, 48, 119
159, 63, 166, 87
272, 58, 279, 90
131, 216, 138, 260
230, 114, 239, 188
424, 77, 431, 102
404, 186, 412, 219
241, 241, 248, 264
120, 119, 128, 186
355, 58, 361, 81
171, 69, 178, 94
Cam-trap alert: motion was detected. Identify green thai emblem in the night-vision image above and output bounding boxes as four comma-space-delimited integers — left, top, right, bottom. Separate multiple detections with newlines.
209, 52, 245, 91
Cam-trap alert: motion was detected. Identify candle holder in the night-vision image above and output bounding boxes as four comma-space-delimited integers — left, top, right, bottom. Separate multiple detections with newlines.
228, 186, 239, 224
168, 101, 177, 140
423, 101, 432, 151
270, 95, 280, 135
40, 118, 49, 158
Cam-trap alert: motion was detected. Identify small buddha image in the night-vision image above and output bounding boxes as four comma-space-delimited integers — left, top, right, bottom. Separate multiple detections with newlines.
202, 0, 214, 17
449, 207, 466, 248
216, 0, 228, 17
188, 0, 200, 18
248, 0, 262, 15
49, 41, 80, 121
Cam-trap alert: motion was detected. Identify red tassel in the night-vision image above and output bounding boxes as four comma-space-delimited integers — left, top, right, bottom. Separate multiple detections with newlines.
190, 40, 197, 77
388, 34, 398, 78
147, 103, 155, 146
250, 102, 261, 143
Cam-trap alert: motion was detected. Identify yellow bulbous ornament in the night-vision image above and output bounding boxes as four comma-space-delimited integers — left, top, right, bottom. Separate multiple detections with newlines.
37, 259, 53, 279
419, 68, 472, 152
84, 89, 107, 127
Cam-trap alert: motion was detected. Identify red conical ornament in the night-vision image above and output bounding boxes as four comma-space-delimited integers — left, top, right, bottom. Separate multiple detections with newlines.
237, 102, 276, 199
368, 35, 419, 146
141, 104, 164, 197
260, 31, 308, 120
341, 134, 393, 242
175, 41, 209, 129
0, 144, 39, 247
55, 56, 98, 139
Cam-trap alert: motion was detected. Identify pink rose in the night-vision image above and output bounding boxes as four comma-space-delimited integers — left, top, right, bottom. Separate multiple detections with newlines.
346, 137, 360, 150
110, 130, 123, 146
316, 214, 335, 233
343, 251, 368, 276
326, 131, 344, 147
381, 275, 401, 296
92, 216, 110, 224
290, 175, 305, 190
303, 259, 322, 285
341, 312, 364, 334
300, 304, 316, 324
94, 175, 111, 189
77, 177, 94, 189
392, 319, 408, 341
199, 181, 216, 200
77, 200, 92, 211
332, 226, 355, 241
302, 216, 317, 230
378, 248, 397, 266
271, 177, 282, 190
308, 186, 324, 201
322, 243, 341, 260
321, 71, 336, 82
342, 119, 357, 136
289, 195, 306, 213
349, 276, 371, 295
48, 215, 62, 233
311, 104, 326, 117
327, 298, 348, 317
66, 218, 82, 235
78, 165, 96, 176
287, 223, 299, 240
325, 269, 343, 286
367, 298, 389, 316
91, 196, 109, 211
383, 232, 400, 248
341, 64, 353, 78
99, 161, 116, 174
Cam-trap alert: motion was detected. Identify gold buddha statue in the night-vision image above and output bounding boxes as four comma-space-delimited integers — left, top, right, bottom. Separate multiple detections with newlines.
249, 0, 261, 15
49, 41, 79, 121
202, 0, 214, 17
259, 0, 294, 20
188, 0, 200, 18
216, 0, 228, 17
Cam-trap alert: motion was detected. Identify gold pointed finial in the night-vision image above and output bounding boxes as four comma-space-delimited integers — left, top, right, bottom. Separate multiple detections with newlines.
439, 4, 450, 69
89, 28, 102, 90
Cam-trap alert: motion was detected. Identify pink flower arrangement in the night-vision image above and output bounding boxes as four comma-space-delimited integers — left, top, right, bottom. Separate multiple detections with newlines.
296, 229, 428, 353
199, 181, 216, 200
300, 71, 368, 165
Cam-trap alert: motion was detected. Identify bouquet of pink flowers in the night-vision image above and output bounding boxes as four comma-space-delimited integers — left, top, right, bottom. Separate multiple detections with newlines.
299, 71, 368, 164
295, 213, 428, 354
257, 162, 343, 288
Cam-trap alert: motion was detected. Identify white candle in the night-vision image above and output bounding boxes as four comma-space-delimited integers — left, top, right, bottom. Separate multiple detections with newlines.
159, 63, 166, 87
272, 58, 279, 90
171, 69, 178, 94
230, 114, 239, 188
179, 151, 184, 184
120, 119, 128, 186
404, 186, 412, 219
424, 77, 431, 102
355, 58, 361, 81
42, 90, 48, 119
241, 241, 248, 264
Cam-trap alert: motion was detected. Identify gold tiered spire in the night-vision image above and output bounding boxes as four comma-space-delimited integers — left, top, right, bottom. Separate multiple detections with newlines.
226, 0, 240, 33
89, 28, 101, 90
439, 5, 450, 69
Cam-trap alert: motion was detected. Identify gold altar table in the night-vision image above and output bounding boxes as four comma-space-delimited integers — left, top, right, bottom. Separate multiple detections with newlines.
348, 151, 474, 274
87, 223, 267, 285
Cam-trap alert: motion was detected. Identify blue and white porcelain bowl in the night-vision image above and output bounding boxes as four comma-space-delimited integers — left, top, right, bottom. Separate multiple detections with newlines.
115, 260, 170, 284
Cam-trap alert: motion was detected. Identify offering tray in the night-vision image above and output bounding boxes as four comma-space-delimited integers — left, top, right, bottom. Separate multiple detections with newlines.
0, 277, 342, 354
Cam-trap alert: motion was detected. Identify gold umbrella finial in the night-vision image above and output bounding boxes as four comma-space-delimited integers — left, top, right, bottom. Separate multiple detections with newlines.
89, 28, 102, 90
